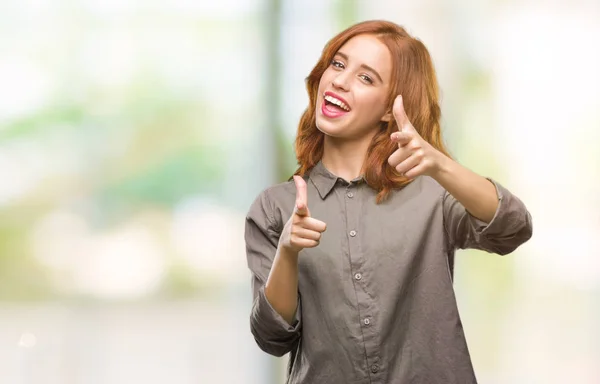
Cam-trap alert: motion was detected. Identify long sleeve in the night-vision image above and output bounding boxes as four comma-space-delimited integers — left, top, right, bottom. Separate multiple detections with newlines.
245, 189, 301, 357
443, 178, 533, 255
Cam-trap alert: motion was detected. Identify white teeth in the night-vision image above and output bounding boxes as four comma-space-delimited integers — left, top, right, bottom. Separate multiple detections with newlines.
324, 95, 350, 111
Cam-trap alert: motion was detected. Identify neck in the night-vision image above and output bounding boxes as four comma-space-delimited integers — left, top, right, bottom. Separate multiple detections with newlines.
321, 134, 375, 182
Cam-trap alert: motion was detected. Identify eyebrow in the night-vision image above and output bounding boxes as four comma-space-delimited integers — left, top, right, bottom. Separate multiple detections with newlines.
335, 51, 384, 83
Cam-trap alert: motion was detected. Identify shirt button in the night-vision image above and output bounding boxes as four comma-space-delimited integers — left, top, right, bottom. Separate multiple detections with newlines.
349, 230, 357, 237
347, 192, 354, 198
354, 273, 362, 280
371, 364, 379, 373
363, 318, 370, 325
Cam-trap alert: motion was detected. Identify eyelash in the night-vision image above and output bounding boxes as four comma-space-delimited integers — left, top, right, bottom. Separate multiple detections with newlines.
360, 74, 374, 84
331, 59, 345, 69
330, 59, 374, 84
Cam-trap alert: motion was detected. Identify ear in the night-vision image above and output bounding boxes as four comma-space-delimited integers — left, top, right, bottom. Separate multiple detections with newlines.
381, 110, 393, 122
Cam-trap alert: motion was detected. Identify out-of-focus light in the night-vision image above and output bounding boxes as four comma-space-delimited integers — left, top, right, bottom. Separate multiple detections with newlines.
0, 140, 53, 205
170, 197, 247, 282
17, 332, 37, 348
0, 57, 51, 123
32, 210, 167, 299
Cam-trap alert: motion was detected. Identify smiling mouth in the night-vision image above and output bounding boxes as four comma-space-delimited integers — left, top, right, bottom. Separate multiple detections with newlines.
321, 92, 351, 119
323, 94, 350, 112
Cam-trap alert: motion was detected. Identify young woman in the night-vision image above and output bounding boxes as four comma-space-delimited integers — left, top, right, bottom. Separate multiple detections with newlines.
245, 20, 532, 384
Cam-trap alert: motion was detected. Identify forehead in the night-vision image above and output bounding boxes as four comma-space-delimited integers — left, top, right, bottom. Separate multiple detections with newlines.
335, 34, 392, 81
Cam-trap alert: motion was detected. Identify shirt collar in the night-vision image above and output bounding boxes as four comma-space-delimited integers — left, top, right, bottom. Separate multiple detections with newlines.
308, 160, 365, 199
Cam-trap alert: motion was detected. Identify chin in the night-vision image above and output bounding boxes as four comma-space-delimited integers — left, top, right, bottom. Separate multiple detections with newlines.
315, 120, 349, 138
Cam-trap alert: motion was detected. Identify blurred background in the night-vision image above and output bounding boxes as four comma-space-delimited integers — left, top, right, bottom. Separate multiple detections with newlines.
0, 0, 598, 383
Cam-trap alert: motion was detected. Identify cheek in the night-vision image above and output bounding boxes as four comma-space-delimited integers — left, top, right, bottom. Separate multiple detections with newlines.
317, 77, 325, 92
358, 94, 389, 119
318, 69, 334, 89
315, 75, 330, 105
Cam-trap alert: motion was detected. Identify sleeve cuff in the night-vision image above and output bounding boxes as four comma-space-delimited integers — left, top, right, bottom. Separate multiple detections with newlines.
466, 178, 525, 237
254, 285, 301, 334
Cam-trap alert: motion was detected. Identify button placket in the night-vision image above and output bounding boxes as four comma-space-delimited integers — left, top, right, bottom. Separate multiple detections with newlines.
346, 181, 378, 377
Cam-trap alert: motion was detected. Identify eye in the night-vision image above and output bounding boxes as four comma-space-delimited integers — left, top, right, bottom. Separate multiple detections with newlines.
331, 59, 344, 69
359, 74, 373, 84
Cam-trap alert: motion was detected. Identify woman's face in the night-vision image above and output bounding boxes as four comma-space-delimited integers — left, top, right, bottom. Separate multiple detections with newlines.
315, 34, 393, 141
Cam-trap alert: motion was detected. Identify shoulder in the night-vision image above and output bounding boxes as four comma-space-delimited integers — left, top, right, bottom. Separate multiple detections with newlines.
251, 179, 297, 210
247, 179, 298, 230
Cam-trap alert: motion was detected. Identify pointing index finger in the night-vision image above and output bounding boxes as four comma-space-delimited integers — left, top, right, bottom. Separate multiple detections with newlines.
393, 95, 408, 131
293, 175, 309, 216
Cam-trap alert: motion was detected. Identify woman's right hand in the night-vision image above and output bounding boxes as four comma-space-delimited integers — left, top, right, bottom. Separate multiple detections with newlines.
279, 175, 327, 254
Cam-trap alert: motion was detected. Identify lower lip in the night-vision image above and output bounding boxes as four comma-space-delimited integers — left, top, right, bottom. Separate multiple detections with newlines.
321, 100, 349, 118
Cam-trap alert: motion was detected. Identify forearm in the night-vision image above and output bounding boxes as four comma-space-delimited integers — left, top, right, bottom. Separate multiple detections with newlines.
433, 156, 499, 223
264, 247, 300, 325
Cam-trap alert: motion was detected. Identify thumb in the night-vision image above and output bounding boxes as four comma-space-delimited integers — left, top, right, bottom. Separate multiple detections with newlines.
293, 175, 309, 216
393, 95, 415, 133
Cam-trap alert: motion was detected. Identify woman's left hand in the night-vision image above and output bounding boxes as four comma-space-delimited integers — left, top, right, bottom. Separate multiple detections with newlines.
387, 95, 447, 179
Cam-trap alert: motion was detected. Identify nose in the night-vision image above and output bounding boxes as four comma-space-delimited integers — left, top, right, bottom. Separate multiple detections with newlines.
332, 72, 350, 91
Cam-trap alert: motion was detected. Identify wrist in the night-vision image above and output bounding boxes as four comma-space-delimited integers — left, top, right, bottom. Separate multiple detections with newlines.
278, 245, 300, 261
431, 152, 453, 181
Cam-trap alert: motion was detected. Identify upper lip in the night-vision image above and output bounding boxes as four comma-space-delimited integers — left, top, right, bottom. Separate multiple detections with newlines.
323, 91, 351, 110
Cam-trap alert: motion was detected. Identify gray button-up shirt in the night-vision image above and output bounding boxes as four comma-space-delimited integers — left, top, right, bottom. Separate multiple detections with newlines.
245, 161, 533, 384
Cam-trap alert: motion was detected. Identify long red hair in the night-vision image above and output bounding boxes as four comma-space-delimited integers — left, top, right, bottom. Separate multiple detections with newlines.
293, 20, 451, 203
